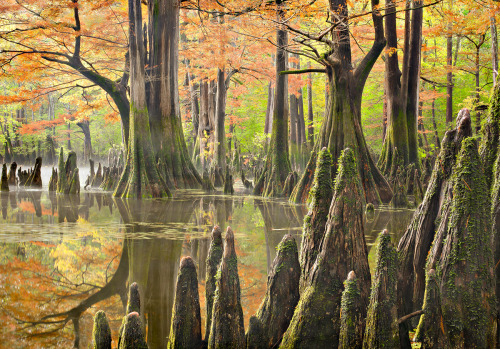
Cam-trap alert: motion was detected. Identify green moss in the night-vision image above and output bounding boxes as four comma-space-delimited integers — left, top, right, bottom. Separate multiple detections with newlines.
92, 310, 111, 349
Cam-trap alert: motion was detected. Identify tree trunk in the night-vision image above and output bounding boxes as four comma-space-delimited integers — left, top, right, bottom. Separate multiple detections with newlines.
492, 16, 499, 85
212, 68, 227, 169
397, 110, 472, 344
307, 71, 314, 148
446, 1, 453, 124
114, 0, 169, 198
378, 0, 423, 177
264, 82, 274, 135
290, 0, 390, 204
146, 0, 201, 189
252, 5, 292, 198
77, 119, 92, 163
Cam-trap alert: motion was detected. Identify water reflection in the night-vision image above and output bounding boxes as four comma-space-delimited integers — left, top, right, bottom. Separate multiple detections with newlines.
0, 190, 413, 348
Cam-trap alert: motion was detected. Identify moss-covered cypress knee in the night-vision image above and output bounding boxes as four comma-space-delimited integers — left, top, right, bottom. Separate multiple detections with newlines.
280, 148, 370, 349
118, 282, 142, 348
205, 226, 223, 341
339, 271, 363, 349
208, 227, 245, 349
1, 164, 8, 192
26, 157, 42, 187
49, 168, 58, 191
430, 137, 496, 348
92, 310, 112, 349
363, 230, 399, 349
168, 256, 202, 349
299, 147, 333, 292
68, 168, 80, 194
118, 312, 148, 349
414, 269, 443, 349
479, 83, 500, 189
246, 234, 300, 349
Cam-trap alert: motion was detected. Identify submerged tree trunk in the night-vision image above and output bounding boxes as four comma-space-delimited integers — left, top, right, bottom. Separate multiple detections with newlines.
114, 0, 169, 198
146, 0, 201, 189
290, 0, 390, 205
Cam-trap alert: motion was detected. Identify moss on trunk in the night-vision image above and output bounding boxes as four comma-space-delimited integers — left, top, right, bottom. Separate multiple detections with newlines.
246, 234, 300, 348
280, 148, 370, 348
92, 310, 112, 349
208, 227, 245, 348
168, 257, 202, 349
205, 226, 223, 341
363, 230, 399, 349
339, 271, 364, 349
299, 147, 333, 292
480, 83, 500, 189
414, 269, 443, 348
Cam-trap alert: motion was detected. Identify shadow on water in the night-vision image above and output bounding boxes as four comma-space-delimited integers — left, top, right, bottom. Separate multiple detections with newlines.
0, 188, 413, 348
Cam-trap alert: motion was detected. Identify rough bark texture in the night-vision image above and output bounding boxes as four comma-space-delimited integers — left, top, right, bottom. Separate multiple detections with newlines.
426, 137, 496, 348
290, 0, 390, 205
378, 0, 423, 177
205, 226, 223, 341
92, 310, 112, 349
146, 0, 202, 189
338, 271, 364, 349
208, 227, 245, 349
253, 5, 291, 198
492, 132, 500, 347
363, 230, 399, 349
280, 148, 370, 348
480, 82, 500, 189
49, 168, 58, 192
223, 166, 233, 195
299, 147, 333, 292
118, 312, 148, 349
92, 162, 103, 188
167, 257, 202, 349
246, 234, 300, 349
114, 0, 170, 199
414, 269, 443, 349
397, 110, 472, 343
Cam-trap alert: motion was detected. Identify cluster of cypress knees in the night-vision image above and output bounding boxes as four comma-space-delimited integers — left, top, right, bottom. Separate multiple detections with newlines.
92, 107, 499, 348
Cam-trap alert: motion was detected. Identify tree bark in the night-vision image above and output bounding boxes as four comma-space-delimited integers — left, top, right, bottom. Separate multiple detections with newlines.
307, 70, 314, 148
77, 119, 92, 163
114, 0, 169, 198
492, 17, 498, 85
290, 0, 391, 205
252, 4, 292, 198
378, 0, 423, 177
146, 0, 202, 189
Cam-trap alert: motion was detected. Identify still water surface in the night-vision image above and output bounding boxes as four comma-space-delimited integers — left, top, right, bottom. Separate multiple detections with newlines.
0, 171, 413, 348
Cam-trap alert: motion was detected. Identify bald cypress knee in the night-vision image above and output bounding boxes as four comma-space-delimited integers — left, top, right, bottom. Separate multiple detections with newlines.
246, 234, 300, 348
118, 312, 148, 349
363, 230, 399, 349
167, 257, 202, 349
205, 226, 223, 341
339, 271, 364, 349
208, 227, 245, 348
280, 148, 370, 349
92, 310, 112, 349
299, 147, 333, 292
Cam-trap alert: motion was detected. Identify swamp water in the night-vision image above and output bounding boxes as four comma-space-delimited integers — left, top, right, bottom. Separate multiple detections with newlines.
0, 168, 414, 348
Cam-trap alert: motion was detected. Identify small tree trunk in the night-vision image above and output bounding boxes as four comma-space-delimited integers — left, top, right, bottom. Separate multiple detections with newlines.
446, 11, 453, 124
1, 164, 8, 192
77, 119, 92, 163
307, 71, 314, 148
264, 82, 274, 135
492, 16, 498, 85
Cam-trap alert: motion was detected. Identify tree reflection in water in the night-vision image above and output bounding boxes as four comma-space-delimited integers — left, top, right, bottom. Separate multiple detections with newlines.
0, 190, 412, 348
